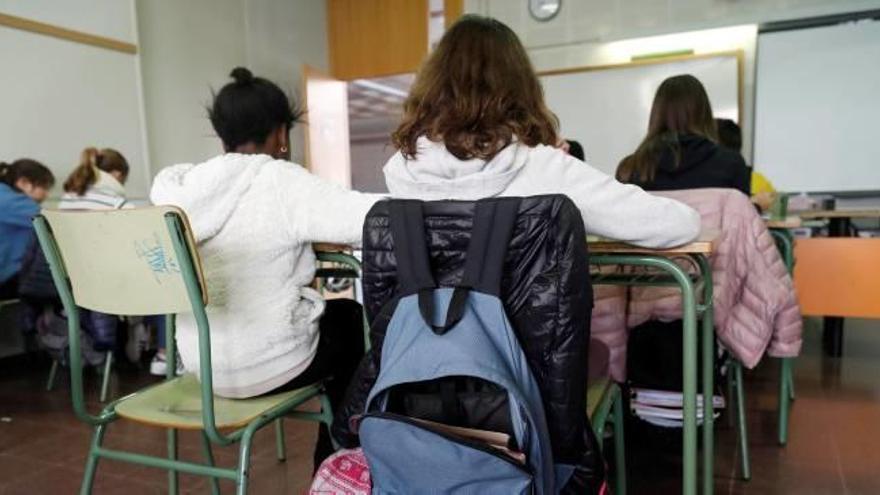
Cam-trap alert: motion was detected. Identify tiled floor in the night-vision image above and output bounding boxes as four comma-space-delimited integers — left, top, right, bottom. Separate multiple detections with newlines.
1, 317, 879, 494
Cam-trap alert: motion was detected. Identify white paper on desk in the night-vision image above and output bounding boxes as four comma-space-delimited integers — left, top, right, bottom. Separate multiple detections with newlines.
630, 388, 726, 409
639, 416, 718, 428
631, 403, 722, 420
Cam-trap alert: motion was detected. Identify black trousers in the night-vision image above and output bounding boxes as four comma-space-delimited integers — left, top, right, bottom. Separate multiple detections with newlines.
265, 298, 365, 469
0, 275, 19, 300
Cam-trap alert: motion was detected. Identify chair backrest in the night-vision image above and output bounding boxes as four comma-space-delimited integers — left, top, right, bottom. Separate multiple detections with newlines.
37, 206, 207, 316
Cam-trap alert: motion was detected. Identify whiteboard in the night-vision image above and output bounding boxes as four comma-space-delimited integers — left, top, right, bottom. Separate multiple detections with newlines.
540, 55, 740, 176
0, 25, 149, 197
754, 19, 880, 193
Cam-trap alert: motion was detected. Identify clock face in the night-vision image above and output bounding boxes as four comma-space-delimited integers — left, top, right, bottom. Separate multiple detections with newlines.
529, 0, 561, 22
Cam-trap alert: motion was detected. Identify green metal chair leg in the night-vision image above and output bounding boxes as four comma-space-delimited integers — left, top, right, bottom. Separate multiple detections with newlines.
734, 362, 751, 481
167, 428, 179, 495
786, 358, 796, 400
779, 358, 792, 446
612, 389, 627, 495
201, 431, 221, 495
275, 418, 287, 462
726, 363, 735, 429
236, 426, 259, 495
318, 393, 339, 451
46, 359, 59, 391
99, 351, 113, 402
80, 423, 107, 495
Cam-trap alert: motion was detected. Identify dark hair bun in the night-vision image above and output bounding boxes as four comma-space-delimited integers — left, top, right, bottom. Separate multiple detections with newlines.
230, 67, 254, 85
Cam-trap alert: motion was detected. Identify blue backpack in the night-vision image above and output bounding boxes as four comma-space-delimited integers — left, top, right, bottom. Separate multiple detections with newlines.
358, 198, 569, 494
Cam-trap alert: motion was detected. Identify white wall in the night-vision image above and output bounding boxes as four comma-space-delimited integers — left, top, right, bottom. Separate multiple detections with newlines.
467, 0, 880, 47
136, 0, 328, 173
464, 0, 880, 161
136, 0, 247, 174
0, 0, 135, 42
0, 0, 151, 197
243, 0, 329, 165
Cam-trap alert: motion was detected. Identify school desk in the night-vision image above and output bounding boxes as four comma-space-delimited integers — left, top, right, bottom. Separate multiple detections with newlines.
589, 229, 719, 495
796, 209, 880, 356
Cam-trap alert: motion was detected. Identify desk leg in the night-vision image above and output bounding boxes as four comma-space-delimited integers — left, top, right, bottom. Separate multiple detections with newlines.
823, 217, 850, 357
696, 255, 715, 494
659, 258, 698, 495
591, 255, 700, 495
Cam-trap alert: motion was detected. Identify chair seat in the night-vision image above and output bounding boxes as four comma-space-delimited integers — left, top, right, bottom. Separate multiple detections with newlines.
115, 374, 323, 430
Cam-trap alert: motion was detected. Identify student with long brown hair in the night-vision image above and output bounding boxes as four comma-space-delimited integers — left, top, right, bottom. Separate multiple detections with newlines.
384, 15, 700, 249
616, 74, 750, 195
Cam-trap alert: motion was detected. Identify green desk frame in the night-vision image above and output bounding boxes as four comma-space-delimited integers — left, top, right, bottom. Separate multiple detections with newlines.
591, 253, 714, 495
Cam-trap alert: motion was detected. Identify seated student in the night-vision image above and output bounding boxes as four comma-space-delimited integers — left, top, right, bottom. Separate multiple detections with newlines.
58, 147, 170, 373
715, 118, 777, 211
0, 159, 55, 299
616, 75, 750, 196
60, 147, 131, 210
383, 17, 700, 248
333, 16, 698, 492
150, 67, 381, 465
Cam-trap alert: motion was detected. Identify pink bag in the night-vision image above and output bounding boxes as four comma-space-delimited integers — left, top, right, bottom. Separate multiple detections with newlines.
309, 447, 611, 494
309, 448, 371, 495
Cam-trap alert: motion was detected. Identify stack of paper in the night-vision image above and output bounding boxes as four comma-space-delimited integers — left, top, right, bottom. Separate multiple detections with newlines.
630, 388, 725, 428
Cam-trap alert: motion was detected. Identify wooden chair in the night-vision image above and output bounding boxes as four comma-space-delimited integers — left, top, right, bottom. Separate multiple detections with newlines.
33, 207, 363, 495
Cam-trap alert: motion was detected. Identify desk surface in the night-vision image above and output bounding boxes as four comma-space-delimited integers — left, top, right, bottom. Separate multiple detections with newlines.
588, 229, 718, 255
766, 217, 803, 229
798, 209, 880, 220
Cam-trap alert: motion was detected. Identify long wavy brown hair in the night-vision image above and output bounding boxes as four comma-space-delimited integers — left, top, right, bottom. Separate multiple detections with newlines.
392, 15, 558, 161
617, 74, 718, 183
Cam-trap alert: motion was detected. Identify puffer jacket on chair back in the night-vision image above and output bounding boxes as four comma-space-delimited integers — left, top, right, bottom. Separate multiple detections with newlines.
334, 194, 606, 493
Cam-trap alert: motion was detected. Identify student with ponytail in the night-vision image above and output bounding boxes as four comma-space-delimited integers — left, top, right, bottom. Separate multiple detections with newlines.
0, 159, 55, 298
60, 147, 130, 209
56, 147, 170, 373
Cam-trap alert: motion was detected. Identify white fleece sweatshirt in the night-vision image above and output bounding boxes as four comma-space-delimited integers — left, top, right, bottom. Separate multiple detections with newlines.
150, 153, 380, 398
384, 137, 701, 248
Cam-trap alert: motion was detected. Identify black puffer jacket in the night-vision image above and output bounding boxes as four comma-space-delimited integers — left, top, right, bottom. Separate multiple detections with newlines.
334, 195, 605, 493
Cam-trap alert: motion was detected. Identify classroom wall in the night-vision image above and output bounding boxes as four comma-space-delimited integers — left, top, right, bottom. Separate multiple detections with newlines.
137, 0, 328, 175
0, 0, 135, 42
464, 0, 880, 165
0, 0, 152, 198
244, 0, 330, 166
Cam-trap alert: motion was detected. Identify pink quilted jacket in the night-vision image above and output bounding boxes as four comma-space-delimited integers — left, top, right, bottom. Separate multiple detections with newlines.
592, 188, 802, 381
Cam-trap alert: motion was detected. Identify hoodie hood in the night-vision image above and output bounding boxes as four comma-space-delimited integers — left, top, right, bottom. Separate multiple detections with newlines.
150, 153, 272, 242
383, 136, 529, 200
657, 134, 719, 175
92, 170, 127, 197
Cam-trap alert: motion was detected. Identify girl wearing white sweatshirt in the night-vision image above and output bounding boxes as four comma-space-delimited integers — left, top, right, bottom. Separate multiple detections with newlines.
150, 68, 380, 467
382, 16, 700, 248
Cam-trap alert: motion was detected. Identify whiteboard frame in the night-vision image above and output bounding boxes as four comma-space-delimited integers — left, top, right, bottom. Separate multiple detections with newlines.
538, 50, 745, 124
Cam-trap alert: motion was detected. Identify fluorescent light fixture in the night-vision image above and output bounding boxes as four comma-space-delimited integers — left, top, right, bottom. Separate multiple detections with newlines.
601, 24, 757, 62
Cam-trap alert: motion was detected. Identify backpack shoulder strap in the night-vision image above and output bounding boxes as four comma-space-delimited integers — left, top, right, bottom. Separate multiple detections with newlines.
460, 197, 522, 296
389, 197, 521, 335
389, 200, 436, 295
